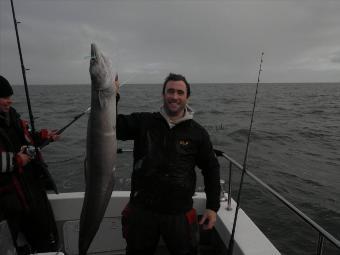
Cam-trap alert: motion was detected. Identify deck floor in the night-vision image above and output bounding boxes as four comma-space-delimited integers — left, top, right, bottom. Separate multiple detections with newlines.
154, 227, 228, 255
88, 227, 228, 255
155, 245, 223, 255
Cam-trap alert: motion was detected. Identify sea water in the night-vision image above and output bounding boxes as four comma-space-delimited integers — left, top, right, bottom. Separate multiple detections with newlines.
13, 83, 340, 255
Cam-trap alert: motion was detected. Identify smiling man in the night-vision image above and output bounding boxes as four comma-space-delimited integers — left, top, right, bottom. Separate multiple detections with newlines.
117, 73, 220, 255
162, 77, 189, 120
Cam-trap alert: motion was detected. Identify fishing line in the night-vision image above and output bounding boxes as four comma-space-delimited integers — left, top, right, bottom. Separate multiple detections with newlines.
227, 52, 264, 255
119, 72, 138, 88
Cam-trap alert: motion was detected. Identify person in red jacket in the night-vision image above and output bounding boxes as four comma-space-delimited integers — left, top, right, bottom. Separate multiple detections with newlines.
0, 75, 60, 254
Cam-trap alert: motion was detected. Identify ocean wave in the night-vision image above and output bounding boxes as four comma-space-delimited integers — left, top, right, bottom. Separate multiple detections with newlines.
204, 123, 229, 131
206, 109, 225, 115
297, 130, 330, 139
227, 129, 296, 145
218, 98, 242, 104
275, 170, 323, 188
227, 128, 253, 143
307, 109, 325, 114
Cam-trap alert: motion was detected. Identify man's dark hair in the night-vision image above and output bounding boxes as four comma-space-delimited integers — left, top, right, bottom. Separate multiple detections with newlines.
162, 73, 191, 98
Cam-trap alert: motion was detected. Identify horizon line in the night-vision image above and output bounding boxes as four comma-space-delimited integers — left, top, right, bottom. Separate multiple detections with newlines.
11, 81, 340, 86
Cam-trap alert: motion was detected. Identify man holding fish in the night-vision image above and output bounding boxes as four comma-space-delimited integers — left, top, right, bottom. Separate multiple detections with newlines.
116, 73, 221, 255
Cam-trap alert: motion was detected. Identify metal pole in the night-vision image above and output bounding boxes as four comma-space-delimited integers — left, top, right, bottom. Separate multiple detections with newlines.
227, 161, 233, 211
317, 234, 325, 255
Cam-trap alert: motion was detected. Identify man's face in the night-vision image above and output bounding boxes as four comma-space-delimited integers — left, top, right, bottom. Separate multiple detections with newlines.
0, 96, 13, 113
163, 80, 188, 118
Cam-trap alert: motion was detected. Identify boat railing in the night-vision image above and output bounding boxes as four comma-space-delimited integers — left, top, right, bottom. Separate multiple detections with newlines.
214, 149, 340, 255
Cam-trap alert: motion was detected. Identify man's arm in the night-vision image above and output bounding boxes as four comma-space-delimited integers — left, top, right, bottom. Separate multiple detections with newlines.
197, 128, 221, 229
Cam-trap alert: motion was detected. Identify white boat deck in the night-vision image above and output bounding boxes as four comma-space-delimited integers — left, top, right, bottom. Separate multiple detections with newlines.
48, 191, 280, 255
0, 191, 280, 255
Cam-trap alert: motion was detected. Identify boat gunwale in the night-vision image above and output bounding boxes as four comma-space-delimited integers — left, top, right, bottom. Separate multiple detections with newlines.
216, 150, 340, 251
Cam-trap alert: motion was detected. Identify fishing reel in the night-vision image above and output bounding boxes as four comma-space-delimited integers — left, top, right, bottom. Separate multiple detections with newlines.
24, 145, 38, 158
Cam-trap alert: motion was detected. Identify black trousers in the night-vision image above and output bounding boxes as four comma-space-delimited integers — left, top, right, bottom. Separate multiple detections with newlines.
0, 172, 58, 253
122, 203, 199, 255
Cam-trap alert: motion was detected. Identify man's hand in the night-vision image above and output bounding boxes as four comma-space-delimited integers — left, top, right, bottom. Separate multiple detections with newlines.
114, 73, 120, 92
199, 209, 217, 230
16, 147, 32, 166
48, 129, 60, 141
40, 129, 60, 142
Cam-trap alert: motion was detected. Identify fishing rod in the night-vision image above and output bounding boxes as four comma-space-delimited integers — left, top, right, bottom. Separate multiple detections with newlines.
56, 107, 91, 135
50, 73, 120, 138
10, 0, 59, 194
10, 0, 36, 136
227, 52, 264, 255
40, 72, 135, 146
40, 107, 91, 149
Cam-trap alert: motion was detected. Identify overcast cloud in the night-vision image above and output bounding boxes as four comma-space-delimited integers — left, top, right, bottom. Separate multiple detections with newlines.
1, 0, 340, 84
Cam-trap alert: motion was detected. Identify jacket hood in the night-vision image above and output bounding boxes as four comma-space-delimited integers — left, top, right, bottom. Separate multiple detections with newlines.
160, 105, 194, 128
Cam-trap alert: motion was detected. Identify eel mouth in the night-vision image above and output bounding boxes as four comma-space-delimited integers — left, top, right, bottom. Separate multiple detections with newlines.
90, 43, 97, 62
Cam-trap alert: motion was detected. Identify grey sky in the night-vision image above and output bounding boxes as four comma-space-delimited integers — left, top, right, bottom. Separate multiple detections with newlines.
1, 0, 340, 85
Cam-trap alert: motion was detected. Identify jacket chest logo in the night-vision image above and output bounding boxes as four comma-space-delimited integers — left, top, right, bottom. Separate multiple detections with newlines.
179, 140, 189, 146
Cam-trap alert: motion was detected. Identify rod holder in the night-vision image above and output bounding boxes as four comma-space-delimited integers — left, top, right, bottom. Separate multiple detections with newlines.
317, 234, 324, 255
226, 161, 233, 211
220, 179, 227, 202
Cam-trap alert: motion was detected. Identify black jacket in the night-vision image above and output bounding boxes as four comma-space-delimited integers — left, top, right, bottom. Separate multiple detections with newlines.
0, 108, 28, 175
0, 108, 59, 251
0, 108, 49, 174
117, 112, 220, 213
